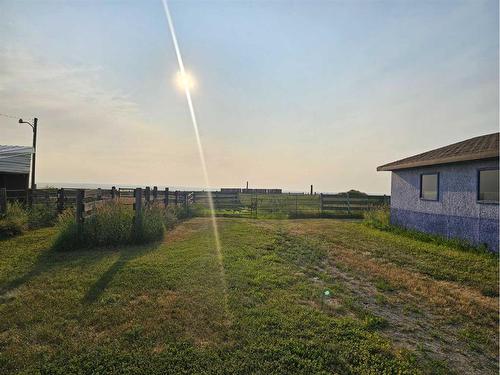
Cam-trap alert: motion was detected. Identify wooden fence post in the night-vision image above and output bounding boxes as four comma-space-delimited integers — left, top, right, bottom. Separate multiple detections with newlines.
175, 191, 179, 206
76, 189, 85, 233
27, 188, 33, 209
144, 186, 151, 207
134, 188, 143, 225
164, 188, 169, 208
347, 192, 351, 215
111, 186, 116, 200
0, 188, 7, 215
319, 193, 323, 217
57, 188, 65, 213
153, 186, 158, 202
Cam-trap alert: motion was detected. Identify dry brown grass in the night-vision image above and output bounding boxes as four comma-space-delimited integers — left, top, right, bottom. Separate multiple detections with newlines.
279, 220, 499, 374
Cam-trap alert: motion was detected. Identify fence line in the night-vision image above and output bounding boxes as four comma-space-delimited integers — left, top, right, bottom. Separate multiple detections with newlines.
0, 187, 390, 220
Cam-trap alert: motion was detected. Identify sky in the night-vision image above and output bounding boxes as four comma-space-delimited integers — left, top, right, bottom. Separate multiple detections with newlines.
0, 0, 498, 194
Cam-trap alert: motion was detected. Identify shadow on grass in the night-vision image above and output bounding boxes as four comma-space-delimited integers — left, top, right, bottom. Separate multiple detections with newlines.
0, 246, 109, 301
0, 261, 48, 299
82, 241, 162, 304
0, 237, 162, 305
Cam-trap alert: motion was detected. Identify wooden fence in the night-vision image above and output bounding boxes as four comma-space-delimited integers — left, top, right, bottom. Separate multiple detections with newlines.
75, 187, 194, 231
192, 191, 389, 217
319, 193, 390, 215
0, 186, 194, 218
0, 187, 389, 220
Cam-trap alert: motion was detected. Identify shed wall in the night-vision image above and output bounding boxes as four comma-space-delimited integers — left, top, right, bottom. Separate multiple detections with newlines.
0, 146, 32, 174
390, 159, 499, 251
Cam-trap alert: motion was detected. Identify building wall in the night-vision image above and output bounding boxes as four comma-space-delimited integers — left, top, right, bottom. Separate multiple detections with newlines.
0, 172, 29, 190
0, 145, 32, 174
390, 159, 499, 251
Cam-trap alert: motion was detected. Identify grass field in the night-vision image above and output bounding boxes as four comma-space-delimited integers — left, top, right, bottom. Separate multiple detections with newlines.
0, 218, 497, 374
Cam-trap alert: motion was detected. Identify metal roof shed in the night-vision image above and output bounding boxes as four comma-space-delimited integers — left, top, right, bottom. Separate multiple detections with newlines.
0, 145, 33, 190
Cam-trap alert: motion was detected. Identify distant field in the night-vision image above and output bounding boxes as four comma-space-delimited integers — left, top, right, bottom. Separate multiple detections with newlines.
0, 218, 497, 374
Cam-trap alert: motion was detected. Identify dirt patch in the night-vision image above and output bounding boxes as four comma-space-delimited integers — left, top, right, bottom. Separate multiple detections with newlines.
285, 222, 497, 322
282, 221, 498, 374
327, 261, 496, 374
157, 291, 178, 307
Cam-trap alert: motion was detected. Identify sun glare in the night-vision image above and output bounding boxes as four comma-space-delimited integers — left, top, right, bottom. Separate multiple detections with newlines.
175, 71, 195, 91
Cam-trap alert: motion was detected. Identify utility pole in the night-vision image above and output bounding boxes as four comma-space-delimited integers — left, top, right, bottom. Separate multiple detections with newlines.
19, 117, 38, 190
31, 118, 37, 190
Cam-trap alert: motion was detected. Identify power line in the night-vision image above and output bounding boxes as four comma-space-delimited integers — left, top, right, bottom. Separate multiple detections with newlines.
0, 113, 35, 120
0, 113, 20, 119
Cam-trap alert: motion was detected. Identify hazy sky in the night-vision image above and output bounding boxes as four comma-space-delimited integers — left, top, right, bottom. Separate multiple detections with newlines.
0, 0, 498, 193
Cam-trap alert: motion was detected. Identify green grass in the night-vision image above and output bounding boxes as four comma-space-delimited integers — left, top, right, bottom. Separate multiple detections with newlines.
363, 206, 494, 254
0, 218, 497, 374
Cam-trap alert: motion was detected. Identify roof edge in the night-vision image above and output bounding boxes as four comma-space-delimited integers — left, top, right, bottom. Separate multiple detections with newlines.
377, 150, 499, 171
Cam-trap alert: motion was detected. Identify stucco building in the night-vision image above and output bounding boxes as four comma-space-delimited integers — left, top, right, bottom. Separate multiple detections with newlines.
377, 133, 499, 252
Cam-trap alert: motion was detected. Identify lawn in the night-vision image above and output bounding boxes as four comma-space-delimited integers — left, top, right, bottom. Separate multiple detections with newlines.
0, 218, 497, 374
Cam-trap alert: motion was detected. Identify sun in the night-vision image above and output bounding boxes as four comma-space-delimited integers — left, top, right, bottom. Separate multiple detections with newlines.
175, 71, 196, 91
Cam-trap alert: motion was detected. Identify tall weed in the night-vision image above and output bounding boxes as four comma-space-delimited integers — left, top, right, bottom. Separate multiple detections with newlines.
53, 202, 186, 251
0, 202, 28, 238
363, 206, 390, 229
28, 204, 59, 229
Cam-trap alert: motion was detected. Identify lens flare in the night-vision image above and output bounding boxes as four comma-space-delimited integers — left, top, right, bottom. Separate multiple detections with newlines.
162, 0, 231, 324
175, 71, 195, 91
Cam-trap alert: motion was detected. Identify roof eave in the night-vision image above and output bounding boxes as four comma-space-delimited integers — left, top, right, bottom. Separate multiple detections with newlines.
377, 151, 499, 172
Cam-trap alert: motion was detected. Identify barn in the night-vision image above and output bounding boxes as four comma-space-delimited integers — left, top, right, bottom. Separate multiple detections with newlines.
0, 145, 33, 193
377, 133, 499, 251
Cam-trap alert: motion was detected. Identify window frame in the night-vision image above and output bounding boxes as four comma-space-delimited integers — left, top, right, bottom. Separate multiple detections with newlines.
477, 167, 499, 205
420, 172, 439, 201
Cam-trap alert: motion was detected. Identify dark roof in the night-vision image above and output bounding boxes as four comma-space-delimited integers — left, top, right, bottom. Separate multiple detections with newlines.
377, 133, 499, 171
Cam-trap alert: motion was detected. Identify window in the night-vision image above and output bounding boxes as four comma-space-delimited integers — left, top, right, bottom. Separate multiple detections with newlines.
420, 173, 438, 200
478, 169, 499, 202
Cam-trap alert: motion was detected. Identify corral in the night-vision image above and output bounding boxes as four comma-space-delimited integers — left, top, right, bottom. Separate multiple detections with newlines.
0, 187, 389, 220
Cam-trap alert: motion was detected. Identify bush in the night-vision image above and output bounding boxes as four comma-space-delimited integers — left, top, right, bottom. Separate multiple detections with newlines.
132, 205, 165, 243
52, 202, 187, 251
86, 201, 135, 246
164, 206, 179, 229
363, 206, 390, 229
28, 204, 59, 229
0, 202, 29, 238
51, 209, 81, 251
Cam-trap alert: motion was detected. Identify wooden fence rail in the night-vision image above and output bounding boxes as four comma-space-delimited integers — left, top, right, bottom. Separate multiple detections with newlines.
320, 193, 389, 215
